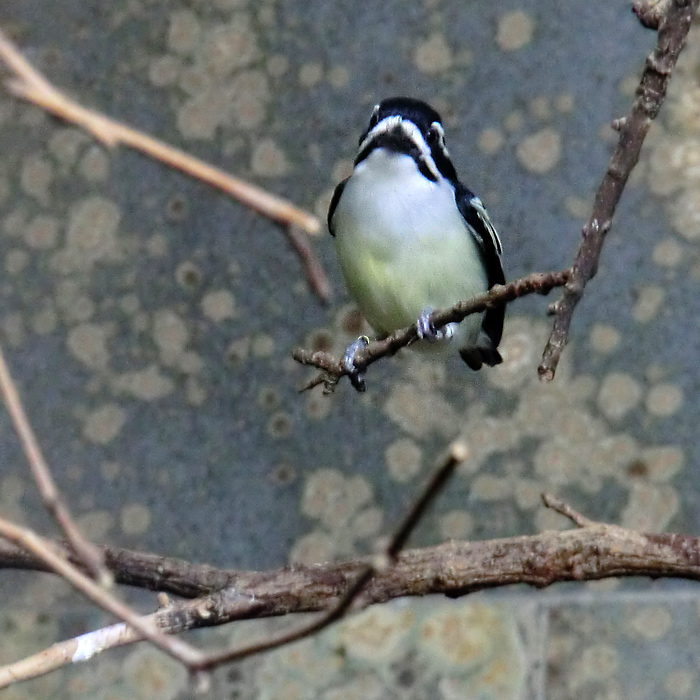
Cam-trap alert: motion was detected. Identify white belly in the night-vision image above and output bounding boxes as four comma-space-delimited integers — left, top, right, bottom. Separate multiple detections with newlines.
333, 150, 488, 349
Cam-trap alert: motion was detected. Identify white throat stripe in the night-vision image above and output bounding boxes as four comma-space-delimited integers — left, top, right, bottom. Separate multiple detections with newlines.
358, 116, 440, 180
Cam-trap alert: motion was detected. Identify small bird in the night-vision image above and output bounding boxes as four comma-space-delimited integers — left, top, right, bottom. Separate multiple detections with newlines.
328, 96, 505, 390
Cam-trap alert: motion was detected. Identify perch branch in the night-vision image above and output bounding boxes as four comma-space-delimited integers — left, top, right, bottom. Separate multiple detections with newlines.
5, 493, 700, 685
539, 0, 699, 379
293, 270, 570, 392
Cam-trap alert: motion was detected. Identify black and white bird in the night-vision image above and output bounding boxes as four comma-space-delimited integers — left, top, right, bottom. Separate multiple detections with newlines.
328, 96, 505, 389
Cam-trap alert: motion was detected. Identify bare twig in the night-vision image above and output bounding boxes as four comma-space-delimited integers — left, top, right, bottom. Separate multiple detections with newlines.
7, 497, 700, 685
0, 343, 109, 584
0, 518, 204, 672
0, 27, 332, 301
190, 440, 469, 671
541, 492, 594, 528
293, 270, 570, 392
539, 0, 699, 379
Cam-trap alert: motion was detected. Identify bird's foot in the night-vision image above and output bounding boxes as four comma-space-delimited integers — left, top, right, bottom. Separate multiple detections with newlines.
416, 307, 453, 342
342, 335, 370, 392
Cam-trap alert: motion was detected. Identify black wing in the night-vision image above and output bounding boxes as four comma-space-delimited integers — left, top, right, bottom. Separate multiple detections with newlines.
455, 182, 505, 367
327, 178, 348, 237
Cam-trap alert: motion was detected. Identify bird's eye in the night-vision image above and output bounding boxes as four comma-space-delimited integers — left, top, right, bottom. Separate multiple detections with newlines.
426, 127, 438, 145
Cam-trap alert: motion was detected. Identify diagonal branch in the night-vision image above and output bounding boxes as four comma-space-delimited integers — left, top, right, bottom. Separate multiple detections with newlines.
293, 269, 570, 392
0, 343, 109, 584
0, 26, 332, 302
539, 0, 699, 379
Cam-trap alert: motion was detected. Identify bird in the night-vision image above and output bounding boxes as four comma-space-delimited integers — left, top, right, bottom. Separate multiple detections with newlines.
328, 96, 506, 390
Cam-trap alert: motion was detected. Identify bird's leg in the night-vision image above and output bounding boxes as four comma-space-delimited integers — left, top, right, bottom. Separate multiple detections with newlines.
416, 307, 454, 342
342, 335, 370, 392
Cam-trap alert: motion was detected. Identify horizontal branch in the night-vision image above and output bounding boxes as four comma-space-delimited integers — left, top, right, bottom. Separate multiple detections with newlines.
4, 497, 700, 685
293, 269, 570, 391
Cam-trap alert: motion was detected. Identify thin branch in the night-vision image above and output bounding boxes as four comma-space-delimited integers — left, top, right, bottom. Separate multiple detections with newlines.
0, 343, 109, 584
541, 492, 595, 528
293, 270, 570, 392
6, 497, 700, 685
0, 518, 205, 673
539, 0, 698, 379
190, 440, 469, 671
0, 27, 332, 301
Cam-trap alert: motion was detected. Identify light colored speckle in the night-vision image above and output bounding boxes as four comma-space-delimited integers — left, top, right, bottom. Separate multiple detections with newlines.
569, 644, 618, 692
384, 382, 459, 439
487, 324, 540, 390
65, 196, 121, 264
529, 95, 551, 121
671, 188, 700, 239
497, 10, 535, 51
516, 128, 562, 174
20, 154, 53, 204
251, 333, 275, 357
298, 62, 323, 88
201, 22, 259, 76
251, 138, 290, 177
503, 110, 524, 133
32, 305, 58, 335
148, 54, 182, 87
48, 128, 87, 167
620, 482, 679, 531
665, 668, 696, 698
385, 438, 423, 483
177, 89, 230, 140
641, 446, 685, 482
114, 365, 175, 401
652, 238, 683, 267
646, 382, 683, 416
152, 309, 189, 365
5, 249, 29, 275
471, 475, 512, 501
589, 323, 621, 354
439, 510, 474, 539
167, 10, 202, 55
2, 313, 25, 347
477, 128, 504, 155
225, 337, 250, 365
185, 376, 207, 406
414, 32, 453, 74
67, 323, 111, 370
267, 411, 293, 438
328, 65, 350, 89
267, 54, 289, 77
350, 506, 383, 539
632, 284, 665, 323
626, 605, 673, 640
289, 530, 336, 565
83, 404, 126, 445
25, 215, 59, 250
76, 510, 114, 541
201, 289, 237, 322
302, 469, 372, 529
337, 606, 413, 663
555, 93, 575, 113
146, 233, 168, 257
120, 503, 152, 536
305, 391, 332, 421
123, 646, 187, 700
565, 195, 589, 219
78, 146, 110, 182
597, 373, 642, 421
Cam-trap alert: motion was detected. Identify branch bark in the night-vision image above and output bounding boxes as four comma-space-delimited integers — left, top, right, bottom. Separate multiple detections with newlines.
4, 501, 700, 685
539, 0, 699, 379
293, 270, 570, 392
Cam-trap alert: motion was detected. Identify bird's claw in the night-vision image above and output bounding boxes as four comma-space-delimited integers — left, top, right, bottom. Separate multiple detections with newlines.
342, 335, 370, 392
416, 307, 453, 342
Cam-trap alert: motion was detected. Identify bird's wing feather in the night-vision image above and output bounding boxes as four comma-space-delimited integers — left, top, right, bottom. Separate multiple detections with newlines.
327, 178, 348, 237
454, 182, 506, 351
